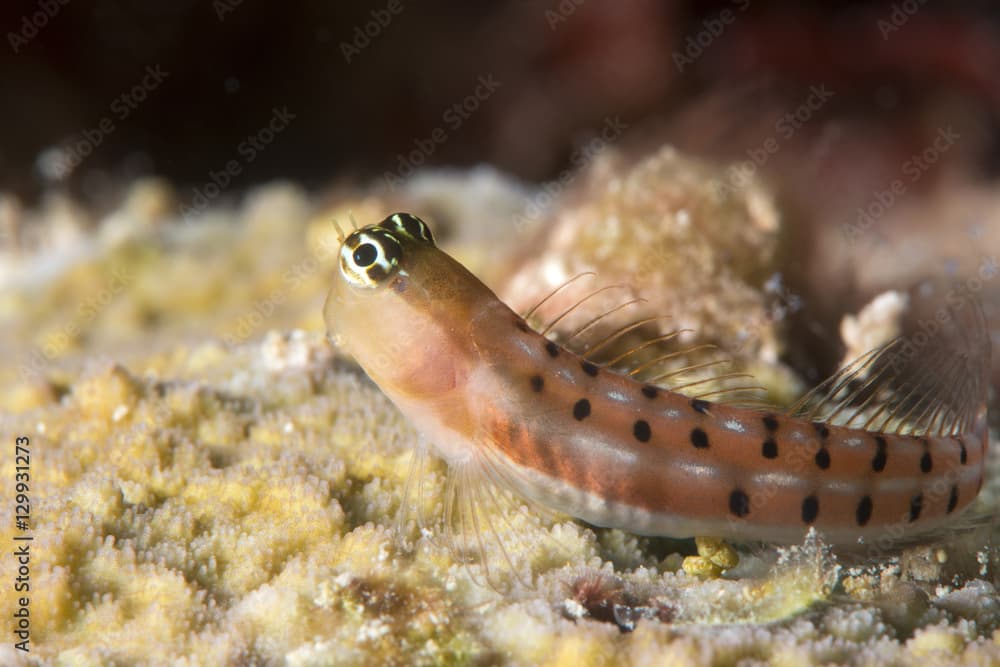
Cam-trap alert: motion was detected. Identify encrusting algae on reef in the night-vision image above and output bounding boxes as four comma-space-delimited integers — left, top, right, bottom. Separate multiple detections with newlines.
0, 149, 999, 665
502, 147, 787, 365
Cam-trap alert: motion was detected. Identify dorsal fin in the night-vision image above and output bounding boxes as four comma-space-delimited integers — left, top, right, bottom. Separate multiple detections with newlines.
521, 275, 770, 407
788, 294, 991, 437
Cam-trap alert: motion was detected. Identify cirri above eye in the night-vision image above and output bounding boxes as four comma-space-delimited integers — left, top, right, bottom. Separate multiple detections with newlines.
339, 227, 403, 288
379, 212, 435, 245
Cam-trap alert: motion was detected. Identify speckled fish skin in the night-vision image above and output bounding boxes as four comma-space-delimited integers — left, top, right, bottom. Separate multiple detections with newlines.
325, 213, 990, 546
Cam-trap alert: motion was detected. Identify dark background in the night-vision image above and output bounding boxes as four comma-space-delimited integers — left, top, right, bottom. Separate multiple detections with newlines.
3, 0, 1000, 395
3, 0, 1000, 203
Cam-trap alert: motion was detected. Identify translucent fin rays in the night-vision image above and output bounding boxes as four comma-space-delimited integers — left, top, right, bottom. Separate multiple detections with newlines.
394, 445, 571, 591
788, 297, 991, 437
520, 273, 768, 406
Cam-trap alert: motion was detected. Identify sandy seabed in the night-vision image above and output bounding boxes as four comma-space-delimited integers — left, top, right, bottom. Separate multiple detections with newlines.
2, 154, 999, 665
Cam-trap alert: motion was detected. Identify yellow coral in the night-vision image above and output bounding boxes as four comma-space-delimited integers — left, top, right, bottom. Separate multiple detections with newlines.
682, 537, 739, 579
1, 174, 997, 666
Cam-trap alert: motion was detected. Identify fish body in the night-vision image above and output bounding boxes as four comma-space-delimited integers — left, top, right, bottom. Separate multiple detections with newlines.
325, 213, 991, 546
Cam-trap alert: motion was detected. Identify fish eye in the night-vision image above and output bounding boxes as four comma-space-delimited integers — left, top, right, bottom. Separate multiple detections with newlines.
340, 228, 402, 288
379, 212, 435, 245
352, 243, 378, 267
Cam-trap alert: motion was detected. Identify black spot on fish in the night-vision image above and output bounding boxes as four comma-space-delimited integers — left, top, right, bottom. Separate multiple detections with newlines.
762, 415, 779, 432
801, 495, 819, 524
573, 398, 591, 421
729, 489, 750, 518
815, 448, 831, 470
959, 438, 968, 465
690, 427, 709, 449
530, 375, 544, 392
691, 399, 710, 415
762, 439, 778, 459
546, 341, 560, 358
633, 420, 651, 442
516, 320, 530, 333
813, 422, 830, 440
947, 485, 959, 513
581, 360, 599, 377
856, 495, 873, 526
872, 436, 887, 472
641, 385, 658, 399
909, 493, 923, 522
920, 451, 933, 474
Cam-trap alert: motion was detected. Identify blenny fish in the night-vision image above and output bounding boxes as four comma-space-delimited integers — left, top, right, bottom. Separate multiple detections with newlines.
324, 213, 991, 554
